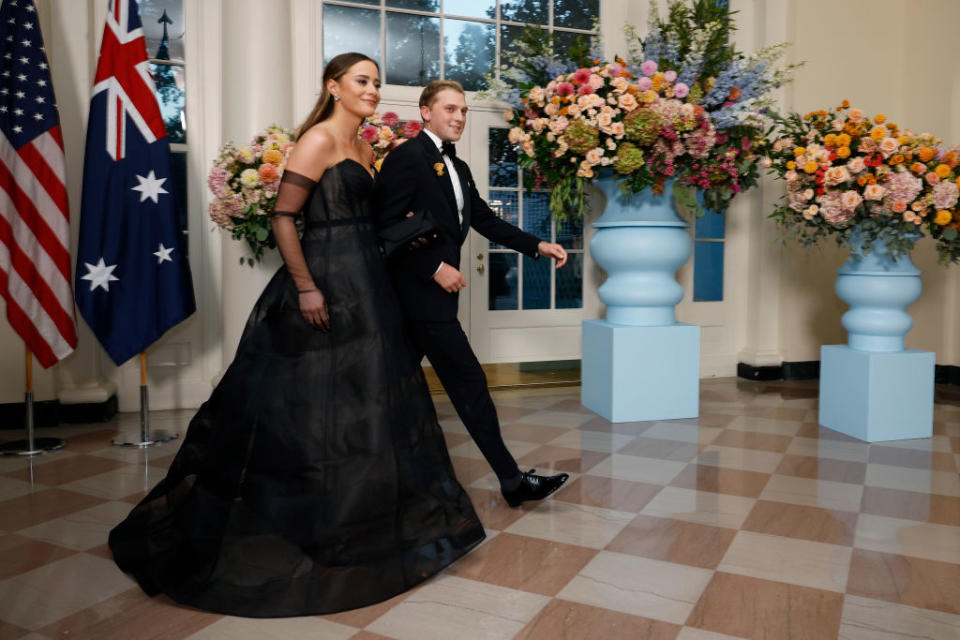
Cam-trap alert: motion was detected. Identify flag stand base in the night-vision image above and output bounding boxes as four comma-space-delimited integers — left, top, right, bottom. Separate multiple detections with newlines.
1, 391, 67, 456
111, 383, 178, 447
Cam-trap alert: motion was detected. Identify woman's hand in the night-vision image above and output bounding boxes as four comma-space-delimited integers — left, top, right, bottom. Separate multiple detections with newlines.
298, 289, 330, 330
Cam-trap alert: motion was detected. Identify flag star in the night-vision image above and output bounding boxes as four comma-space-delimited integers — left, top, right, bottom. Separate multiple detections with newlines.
18, 56, 27, 64
38, 61, 46, 69
34, 95, 44, 103
12, 126, 21, 133
1, 88, 8, 94
2, 71, 9, 77
20, 39, 30, 47
23, 22, 33, 30
36, 79, 45, 86
16, 73, 26, 81
6, 18, 13, 24
15, 90, 24, 98
32, 112, 42, 120
0, 106, 7, 113
81, 258, 119, 292
14, 108, 23, 115
5, 36, 12, 42
154, 243, 174, 264
3, 53, 10, 59
131, 170, 168, 203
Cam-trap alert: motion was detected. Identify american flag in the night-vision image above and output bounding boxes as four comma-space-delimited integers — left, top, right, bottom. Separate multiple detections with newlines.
75, 0, 194, 366
0, 0, 77, 368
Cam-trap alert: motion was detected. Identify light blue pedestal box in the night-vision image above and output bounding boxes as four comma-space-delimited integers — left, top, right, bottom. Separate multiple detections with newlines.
581, 319, 700, 422
818, 345, 934, 442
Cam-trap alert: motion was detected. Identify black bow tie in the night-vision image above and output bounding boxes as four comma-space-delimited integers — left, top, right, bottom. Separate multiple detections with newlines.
441, 142, 457, 159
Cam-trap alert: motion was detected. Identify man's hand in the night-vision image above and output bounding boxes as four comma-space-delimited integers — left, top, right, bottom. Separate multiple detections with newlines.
538, 241, 568, 268
433, 262, 467, 293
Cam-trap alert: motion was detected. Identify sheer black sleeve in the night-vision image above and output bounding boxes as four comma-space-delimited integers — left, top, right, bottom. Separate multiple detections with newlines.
271, 170, 317, 217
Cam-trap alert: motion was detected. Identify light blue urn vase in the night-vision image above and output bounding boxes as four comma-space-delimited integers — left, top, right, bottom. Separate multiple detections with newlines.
835, 235, 923, 352
581, 172, 699, 422
589, 175, 692, 325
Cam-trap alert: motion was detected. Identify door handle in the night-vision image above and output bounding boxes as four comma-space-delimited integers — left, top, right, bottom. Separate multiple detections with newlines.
476, 252, 484, 260
477, 263, 485, 275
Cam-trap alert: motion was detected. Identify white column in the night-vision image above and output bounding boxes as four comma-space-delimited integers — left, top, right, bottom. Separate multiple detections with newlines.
736, 0, 789, 368
219, 0, 294, 366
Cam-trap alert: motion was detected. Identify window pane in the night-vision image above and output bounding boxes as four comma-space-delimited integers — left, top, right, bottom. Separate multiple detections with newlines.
387, 0, 439, 10
386, 12, 440, 86
554, 0, 598, 30
488, 129, 519, 188
500, 0, 547, 24
323, 5, 381, 67
444, 19, 495, 91
141, 0, 184, 62
487, 190, 518, 249
556, 252, 582, 308
553, 30, 589, 55
445, 0, 495, 19
489, 253, 519, 310
523, 254, 550, 309
151, 63, 185, 143
694, 211, 725, 239
170, 151, 188, 250
556, 216, 583, 250
693, 242, 724, 302
499, 24, 526, 61
522, 192, 551, 240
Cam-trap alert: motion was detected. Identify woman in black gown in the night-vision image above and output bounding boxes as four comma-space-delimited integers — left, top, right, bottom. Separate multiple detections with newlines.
108, 52, 485, 617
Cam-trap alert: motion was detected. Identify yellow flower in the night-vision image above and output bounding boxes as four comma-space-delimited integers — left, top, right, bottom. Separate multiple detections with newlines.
870, 127, 886, 142
824, 134, 837, 146
874, 113, 887, 124
803, 160, 819, 174
793, 147, 806, 157
786, 160, 796, 170
262, 149, 284, 165
935, 164, 951, 179
897, 135, 910, 145
375, 157, 384, 172
836, 133, 851, 147
836, 147, 851, 159
433, 162, 445, 177
641, 90, 657, 103
935, 210, 953, 225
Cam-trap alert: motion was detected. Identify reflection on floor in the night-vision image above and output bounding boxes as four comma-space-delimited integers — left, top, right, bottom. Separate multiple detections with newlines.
424, 360, 581, 393
1, 378, 959, 639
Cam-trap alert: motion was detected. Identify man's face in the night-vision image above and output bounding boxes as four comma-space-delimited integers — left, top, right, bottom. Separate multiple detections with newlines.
421, 89, 468, 143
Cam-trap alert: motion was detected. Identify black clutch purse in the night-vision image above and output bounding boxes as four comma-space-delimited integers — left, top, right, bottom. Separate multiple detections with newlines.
379, 210, 437, 258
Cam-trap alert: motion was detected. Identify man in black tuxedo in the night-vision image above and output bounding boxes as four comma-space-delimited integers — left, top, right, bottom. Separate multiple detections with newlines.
376, 80, 569, 507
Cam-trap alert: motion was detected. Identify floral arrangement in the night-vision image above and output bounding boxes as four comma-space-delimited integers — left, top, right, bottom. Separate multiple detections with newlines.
361, 111, 422, 171
767, 102, 960, 263
209, 114, 420, 264
208, 124, 295, 266
484, 0, 798, 220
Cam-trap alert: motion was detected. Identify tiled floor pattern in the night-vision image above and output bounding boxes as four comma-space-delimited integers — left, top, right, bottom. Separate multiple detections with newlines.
1, 379, 959, 639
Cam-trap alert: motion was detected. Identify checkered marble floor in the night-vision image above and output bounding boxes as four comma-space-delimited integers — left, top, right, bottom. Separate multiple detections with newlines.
1, 378, 960, 639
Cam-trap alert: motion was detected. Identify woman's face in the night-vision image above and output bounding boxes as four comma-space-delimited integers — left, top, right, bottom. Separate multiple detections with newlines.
330, 60, 381, 119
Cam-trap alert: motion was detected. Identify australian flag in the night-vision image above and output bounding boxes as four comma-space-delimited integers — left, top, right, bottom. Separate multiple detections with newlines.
75, 0, 194, 366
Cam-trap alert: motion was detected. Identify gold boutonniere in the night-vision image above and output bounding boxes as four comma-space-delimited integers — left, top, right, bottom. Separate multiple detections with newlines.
433, 162, 445, 177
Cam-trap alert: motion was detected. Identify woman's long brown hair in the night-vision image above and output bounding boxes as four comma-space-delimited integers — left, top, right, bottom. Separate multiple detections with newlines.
296, 52, 378, 139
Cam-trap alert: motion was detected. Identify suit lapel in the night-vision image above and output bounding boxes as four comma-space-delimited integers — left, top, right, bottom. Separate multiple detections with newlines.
416, 133, 459, 225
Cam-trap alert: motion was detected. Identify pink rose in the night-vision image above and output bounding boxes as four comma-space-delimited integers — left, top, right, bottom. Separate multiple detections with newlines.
864, 184, 886, 201
637, 77, 652, 91
381, 111, 400, 128
846, 157, 865, 174
361, 124, 379, 143
577, 84, 595, 96
572, 68, 592, 85
858, 138, 877, 153
402, 120, 423, 138
926, 172, 940, 185
824, 166, 851, 186
617, 93, 638, 111
556, 82, 575, 97
673, 83, 690, 99
891, 200, 907, 213
841, 190, 862, 210
663, 70, 677, 83
588, 74, 604, 90
879, 137, 899, 157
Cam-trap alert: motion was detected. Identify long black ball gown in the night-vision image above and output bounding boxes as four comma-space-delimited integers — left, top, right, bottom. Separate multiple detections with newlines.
108, 159, 485, 617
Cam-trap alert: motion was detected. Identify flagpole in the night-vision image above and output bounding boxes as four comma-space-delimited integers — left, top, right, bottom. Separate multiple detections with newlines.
0, 346, 66, 456
111, 350, 177, 448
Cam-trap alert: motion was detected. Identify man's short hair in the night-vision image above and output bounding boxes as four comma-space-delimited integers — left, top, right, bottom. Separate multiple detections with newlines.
419, 80, 465, 108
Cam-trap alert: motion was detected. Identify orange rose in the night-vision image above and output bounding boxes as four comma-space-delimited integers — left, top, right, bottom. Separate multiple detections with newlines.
262, 149, 284, 165
936, 164, 952, 179
918, 147, 936, 162
874, 114, 886, 124
824, 134, 837, 146
836, 147, 851, 159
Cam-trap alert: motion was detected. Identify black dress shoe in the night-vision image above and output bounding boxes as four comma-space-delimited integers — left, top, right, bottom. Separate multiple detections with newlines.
501, 469, 569, 507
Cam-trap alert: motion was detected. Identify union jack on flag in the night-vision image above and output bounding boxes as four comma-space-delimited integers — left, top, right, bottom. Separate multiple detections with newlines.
75, 0, 194, 366
0, 0, 78, 368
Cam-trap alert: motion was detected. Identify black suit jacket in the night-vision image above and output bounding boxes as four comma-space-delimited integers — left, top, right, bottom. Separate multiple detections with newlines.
375, 131, 541, 321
